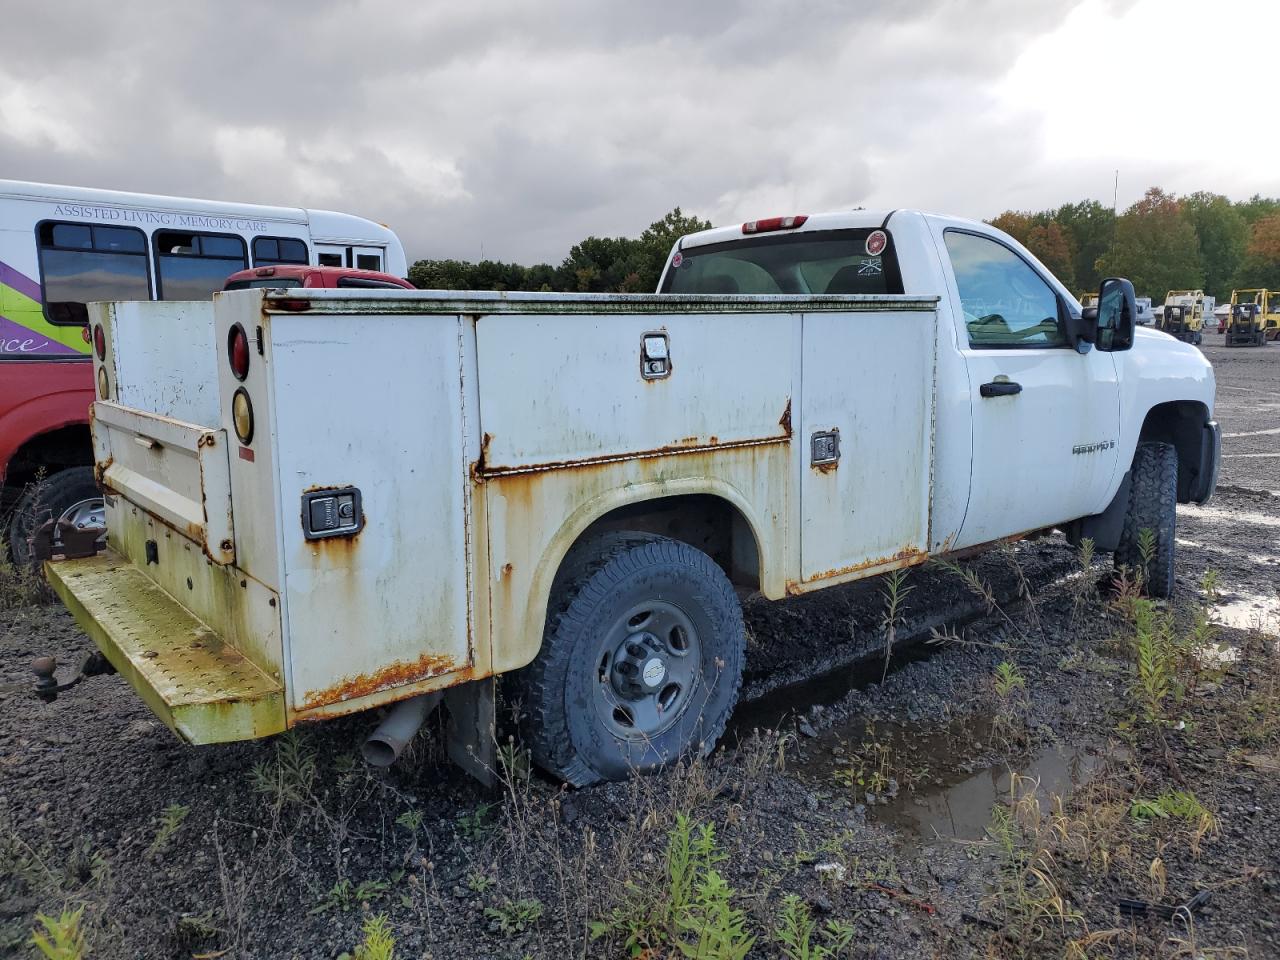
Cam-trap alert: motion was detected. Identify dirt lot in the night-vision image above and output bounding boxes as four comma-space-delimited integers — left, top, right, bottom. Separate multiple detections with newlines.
1, 336, 1277, 960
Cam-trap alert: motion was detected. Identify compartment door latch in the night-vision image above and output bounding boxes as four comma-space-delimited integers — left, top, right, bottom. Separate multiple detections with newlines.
811, 429, 840, 466
301, 487, 364, 541
641, 332, 671, 380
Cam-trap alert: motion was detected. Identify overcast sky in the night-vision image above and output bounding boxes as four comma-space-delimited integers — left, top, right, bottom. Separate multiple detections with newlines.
3, 0, 1277, 265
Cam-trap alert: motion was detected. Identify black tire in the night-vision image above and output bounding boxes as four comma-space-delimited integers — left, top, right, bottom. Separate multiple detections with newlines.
1114, 442, 1177, 598
7, 467, 102, 569
520, 531, 745, 786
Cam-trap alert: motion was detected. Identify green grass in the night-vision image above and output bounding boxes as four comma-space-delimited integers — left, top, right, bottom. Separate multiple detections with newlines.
590, 813, 755, 959
340, 913, 396, 960
484, 897, 544, 936
29, 907, 86, 960
773, 894, 854, 960
148, 803, 190, 855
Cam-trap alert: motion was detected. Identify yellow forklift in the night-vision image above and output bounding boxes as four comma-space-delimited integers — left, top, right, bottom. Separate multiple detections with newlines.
1157, 290, 1208, 345
1226, 289, 1280, 347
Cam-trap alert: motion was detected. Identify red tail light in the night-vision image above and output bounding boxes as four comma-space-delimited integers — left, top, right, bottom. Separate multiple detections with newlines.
92, 324, 106, 360
272, 298, 312, 312
742, 215, 808, 235
228, 324, 250, 380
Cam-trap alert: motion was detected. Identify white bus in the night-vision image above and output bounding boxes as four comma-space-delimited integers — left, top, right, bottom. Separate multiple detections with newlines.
1, 179, 407, 563
0, 179, 406, 338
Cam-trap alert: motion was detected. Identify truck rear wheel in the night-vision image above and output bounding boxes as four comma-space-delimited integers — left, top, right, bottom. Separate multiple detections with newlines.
1114, 442, 1177, 598
520, 532, 745, 786
7, 467, 104, 569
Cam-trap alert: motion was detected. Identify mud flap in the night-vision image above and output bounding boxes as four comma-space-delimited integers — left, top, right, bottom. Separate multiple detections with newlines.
445, 678, 496, 787
1190, 421, 1221, 504
1064, 471, 1131, 552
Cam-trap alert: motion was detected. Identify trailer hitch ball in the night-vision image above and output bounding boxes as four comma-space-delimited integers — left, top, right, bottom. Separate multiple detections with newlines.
30, 651, 115, 702
32, 656, 59, 703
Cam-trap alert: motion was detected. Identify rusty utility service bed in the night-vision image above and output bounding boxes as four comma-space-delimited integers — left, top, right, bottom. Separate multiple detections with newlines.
42, 209, 1219, 785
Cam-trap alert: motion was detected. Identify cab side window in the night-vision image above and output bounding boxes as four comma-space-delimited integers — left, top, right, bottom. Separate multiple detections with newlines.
944, 231, 1066, 348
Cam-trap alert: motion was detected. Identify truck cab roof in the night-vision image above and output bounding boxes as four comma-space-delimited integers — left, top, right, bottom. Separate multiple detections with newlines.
675, 209, 917, 250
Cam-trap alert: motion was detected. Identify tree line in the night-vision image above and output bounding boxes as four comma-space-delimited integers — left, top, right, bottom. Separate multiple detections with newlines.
990, 188, 1280, 302
407, 189, 1280, 304
407, 209, 711, 294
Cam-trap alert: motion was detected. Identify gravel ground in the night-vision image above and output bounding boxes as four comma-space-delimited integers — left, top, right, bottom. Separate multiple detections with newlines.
0, 339, 1276, 959
1200, 328, 1280, 494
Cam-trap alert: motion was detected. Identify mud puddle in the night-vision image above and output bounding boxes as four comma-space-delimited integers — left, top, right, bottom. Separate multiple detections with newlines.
794, 715, 1114, 843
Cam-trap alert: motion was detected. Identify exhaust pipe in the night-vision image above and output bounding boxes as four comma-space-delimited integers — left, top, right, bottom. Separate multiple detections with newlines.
362, 692, 441, 767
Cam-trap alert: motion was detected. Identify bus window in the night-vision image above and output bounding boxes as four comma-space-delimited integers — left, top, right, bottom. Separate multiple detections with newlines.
252, 236, 309, 266
37, 221, 151, 325
356, 253, 382, 271
154, 231, 249, 300
318, 252, 343, 267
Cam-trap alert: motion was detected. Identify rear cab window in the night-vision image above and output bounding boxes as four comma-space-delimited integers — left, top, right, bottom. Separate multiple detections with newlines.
224, 277, 304, 290
336, 276, 407, 289
660, 229, 904, 296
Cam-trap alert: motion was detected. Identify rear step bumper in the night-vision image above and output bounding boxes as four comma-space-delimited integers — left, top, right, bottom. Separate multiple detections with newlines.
45, 549, 285, 744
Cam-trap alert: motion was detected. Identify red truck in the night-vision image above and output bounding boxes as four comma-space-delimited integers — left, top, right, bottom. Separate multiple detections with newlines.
223, 264, 415, 292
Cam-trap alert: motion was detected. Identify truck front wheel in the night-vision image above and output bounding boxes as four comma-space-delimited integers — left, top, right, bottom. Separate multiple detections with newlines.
7, 467, 104, 569
1114, 441, 1177, 598
520, 532, 746, 786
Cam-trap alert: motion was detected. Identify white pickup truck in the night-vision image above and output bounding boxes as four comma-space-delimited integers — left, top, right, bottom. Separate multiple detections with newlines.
40, 209, 1220, 787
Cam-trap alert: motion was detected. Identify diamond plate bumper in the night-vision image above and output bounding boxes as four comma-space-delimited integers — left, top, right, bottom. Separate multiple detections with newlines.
45, 549, 286, 743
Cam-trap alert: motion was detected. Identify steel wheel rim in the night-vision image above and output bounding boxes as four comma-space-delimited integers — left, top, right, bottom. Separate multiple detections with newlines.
593, 599, 702, 741
58, 497, 106, 544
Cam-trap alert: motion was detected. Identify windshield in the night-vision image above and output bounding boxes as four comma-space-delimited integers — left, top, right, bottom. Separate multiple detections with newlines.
660, 229, 904, 295
224, 278, 304, 290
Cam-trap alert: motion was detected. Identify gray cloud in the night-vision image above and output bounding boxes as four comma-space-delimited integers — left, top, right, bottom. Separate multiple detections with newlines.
0, 0, 1198, 266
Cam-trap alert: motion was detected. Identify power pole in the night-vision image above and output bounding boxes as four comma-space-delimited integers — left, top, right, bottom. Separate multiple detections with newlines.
1109, 169, 1119, 259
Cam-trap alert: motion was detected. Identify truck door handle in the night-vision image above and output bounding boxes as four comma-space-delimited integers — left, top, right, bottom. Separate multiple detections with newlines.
980, 380, 1022, 397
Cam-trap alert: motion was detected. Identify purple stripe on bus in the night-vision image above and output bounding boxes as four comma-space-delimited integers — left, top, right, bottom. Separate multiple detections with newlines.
0, 315, 81, 356
0, 259, 43, 302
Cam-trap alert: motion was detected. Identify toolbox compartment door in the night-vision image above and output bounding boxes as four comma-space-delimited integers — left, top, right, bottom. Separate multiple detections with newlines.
93, 400, 235, 565
264, 310, 474, 716
799, 309, 936, 582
